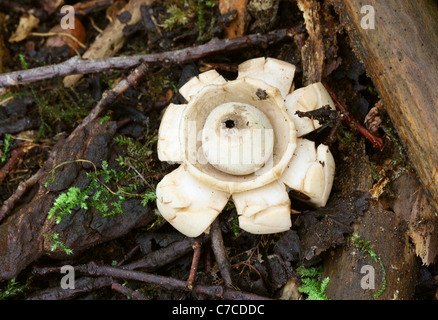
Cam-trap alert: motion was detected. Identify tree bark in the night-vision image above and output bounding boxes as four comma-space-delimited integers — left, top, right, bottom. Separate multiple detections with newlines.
330, 0, 438, 213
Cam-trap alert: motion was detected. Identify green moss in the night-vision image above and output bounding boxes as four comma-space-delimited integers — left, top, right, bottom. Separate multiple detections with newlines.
43, 233, 73, 255
1, 133, 11, 163
0, 277, 32, 300
160, 0, 218, 42
162, 5, 190, 30
46, 128, 159, 228
297, 265, 330, 300
18, 55, 94, 140
146, 72, 177, 101
349, 233, 387, 298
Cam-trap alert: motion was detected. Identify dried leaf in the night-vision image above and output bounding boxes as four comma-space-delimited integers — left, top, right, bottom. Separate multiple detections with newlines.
219, 0, 248, 39
44, 17, 87, 57
9, 14, 40, 43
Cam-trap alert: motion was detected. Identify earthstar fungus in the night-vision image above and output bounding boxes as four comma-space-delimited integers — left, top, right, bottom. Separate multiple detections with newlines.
156, 57, 336, 237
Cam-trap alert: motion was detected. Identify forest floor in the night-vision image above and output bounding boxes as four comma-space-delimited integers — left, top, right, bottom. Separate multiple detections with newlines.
0, 0, 437, 300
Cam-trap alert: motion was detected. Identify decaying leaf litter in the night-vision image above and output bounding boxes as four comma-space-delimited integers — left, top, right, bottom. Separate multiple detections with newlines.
0, 0, 437, 300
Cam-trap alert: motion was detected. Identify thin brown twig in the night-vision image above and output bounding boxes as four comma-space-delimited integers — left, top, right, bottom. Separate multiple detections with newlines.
26, 276, 113, 300
0, 28, 295, 87
34, 262, 272, 300
0, 162, 48, 223
322, 80, 384, 149
411, 166, 438, 197
29, 32, 87, 49
0, 147, 25, 185
111, 282, 149, 300
115, 244, 140, 267
232, 261, 264, 282
210, 218, 233, 287
187, 240, 202, 289
123, 235, 209, 271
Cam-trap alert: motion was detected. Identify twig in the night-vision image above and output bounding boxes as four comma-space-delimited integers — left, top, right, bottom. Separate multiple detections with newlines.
123, 235, 209, 271
29, 32, 87, 49
322, 81, 384, 149
37, 262, 271, 300
115, 244, 140, 267
210, 218, 233, 287
111, 282, 149, 300
26, 276, 113, 300
0, 28, 294, 87
0, 147, 25, 185
187, 240, 202, 289
411, 166, 438, 197
74, 62, 149, 131
57, 0, 114, 19
232, 261, 264, 282
0, 164, 47, 223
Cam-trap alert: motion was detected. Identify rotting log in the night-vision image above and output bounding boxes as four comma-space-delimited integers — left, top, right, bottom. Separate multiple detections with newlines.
320, 140, 421, 299
0, 121, 155, 281
330, 0, 438, 212
323, 201, 419, 300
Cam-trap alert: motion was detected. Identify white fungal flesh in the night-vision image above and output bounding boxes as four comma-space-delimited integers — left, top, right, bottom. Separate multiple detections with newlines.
155, 57, 336, 237
232, 181, 292, 234
237, 57, 296, 98
281, 138, 335, 207
157, 103, 185, 163
285, 82, 336, 137
181, 77, 297, 194
179, 69, 227, 102
156, 165, 230, 237
201, 102, 274, 175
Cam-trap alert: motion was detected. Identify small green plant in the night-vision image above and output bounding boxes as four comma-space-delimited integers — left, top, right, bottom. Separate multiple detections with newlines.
48, 186, 89, 224
43, 233, 73, 255
1, 133, 11, 163
18, 54, 28, 70
47, 159, 149, 223
45, 134, 158, 252
162, 5, 190, 30
0, 277, 29, 300
47, 133, 158, 220
231, 213, 239, 236
349, 233, 387, 298
193, 0, 217, 42
100, 115, 111, 124
161, 0, 217, 42
297, 265, 330, 300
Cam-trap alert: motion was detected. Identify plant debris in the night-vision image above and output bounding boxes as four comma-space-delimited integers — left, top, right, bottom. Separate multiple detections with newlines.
0, 0, 437, 302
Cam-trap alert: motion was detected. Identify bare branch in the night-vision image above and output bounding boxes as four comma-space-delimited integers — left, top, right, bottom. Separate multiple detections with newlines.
0, 29, 294, 88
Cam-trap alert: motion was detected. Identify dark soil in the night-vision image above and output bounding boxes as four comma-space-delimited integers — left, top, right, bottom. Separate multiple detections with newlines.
0, 0, 436, 300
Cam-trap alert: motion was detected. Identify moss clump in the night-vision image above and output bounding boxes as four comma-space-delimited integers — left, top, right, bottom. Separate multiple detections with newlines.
297, 265, 330, 300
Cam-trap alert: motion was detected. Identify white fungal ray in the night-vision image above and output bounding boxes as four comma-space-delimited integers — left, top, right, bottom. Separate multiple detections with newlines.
232, 180, 292, 234
155, 57, 336, 237
179, 69, 227, 102
281, 138, 335, 207
237, 57, 296, 98
157, 103, 186, 163
285, 82, 336, 137
156, 165, 230, 238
